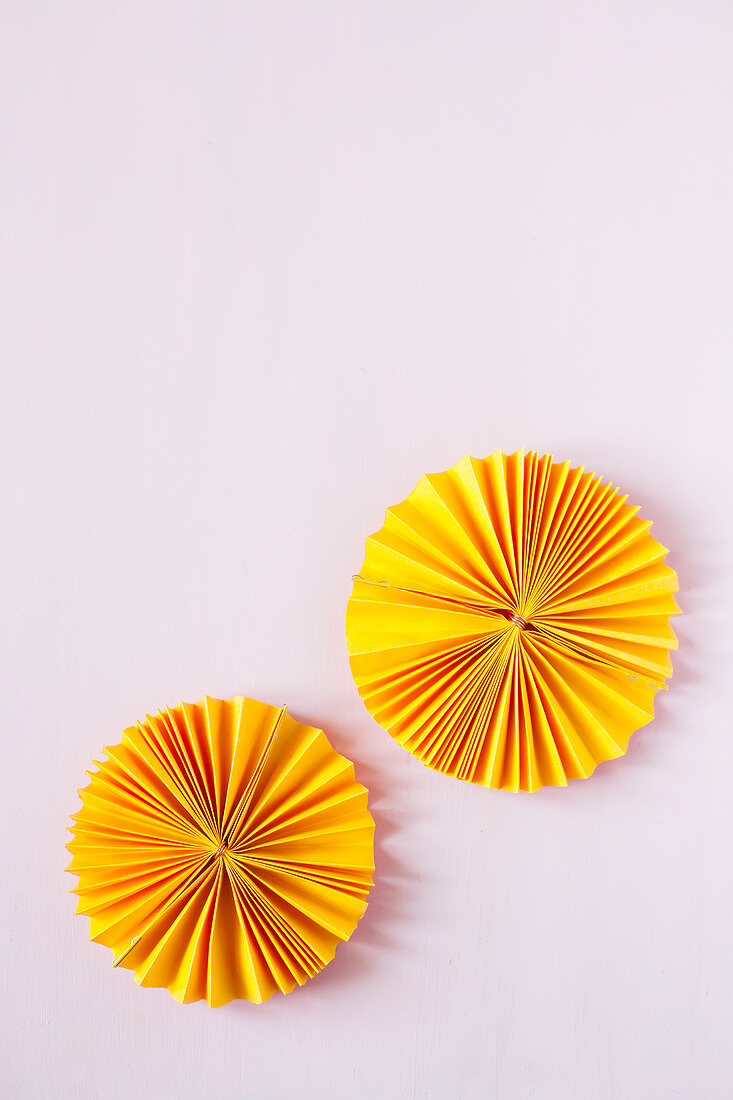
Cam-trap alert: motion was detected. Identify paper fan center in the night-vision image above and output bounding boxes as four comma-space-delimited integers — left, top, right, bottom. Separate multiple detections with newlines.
500, 609, 531, 630
212, 840, 228, 860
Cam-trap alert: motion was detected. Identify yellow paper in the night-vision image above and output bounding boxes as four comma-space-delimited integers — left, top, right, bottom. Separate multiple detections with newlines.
66, 697, 374, 1005
346, 450, 679, 792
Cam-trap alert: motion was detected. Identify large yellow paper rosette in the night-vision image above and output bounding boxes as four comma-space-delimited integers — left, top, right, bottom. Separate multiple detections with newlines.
67, 697, 374, 1005
346, 450, 679, 792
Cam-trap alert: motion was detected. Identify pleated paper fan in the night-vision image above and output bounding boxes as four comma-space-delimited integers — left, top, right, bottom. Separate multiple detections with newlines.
346, 449, 679, 792
66, 697, 374, 1005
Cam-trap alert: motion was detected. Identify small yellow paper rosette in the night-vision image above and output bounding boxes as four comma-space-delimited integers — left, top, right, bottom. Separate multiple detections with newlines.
346, 450, 679, 792
67, 697, 374, 1005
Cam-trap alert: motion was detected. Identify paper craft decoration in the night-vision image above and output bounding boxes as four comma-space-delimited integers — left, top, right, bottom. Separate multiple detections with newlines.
346, 450, 679, 792
66, 696, 374, 1005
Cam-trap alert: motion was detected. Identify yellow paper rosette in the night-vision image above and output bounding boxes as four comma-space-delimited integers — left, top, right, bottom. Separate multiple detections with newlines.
346, 450, 679, 792
67, 697, 374, 1005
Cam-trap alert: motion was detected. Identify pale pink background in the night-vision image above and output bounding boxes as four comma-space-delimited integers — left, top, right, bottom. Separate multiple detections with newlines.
2, 3, 732, 1098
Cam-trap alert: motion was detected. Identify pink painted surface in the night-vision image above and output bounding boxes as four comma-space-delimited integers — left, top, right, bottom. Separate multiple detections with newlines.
1, 2, 731, 1097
